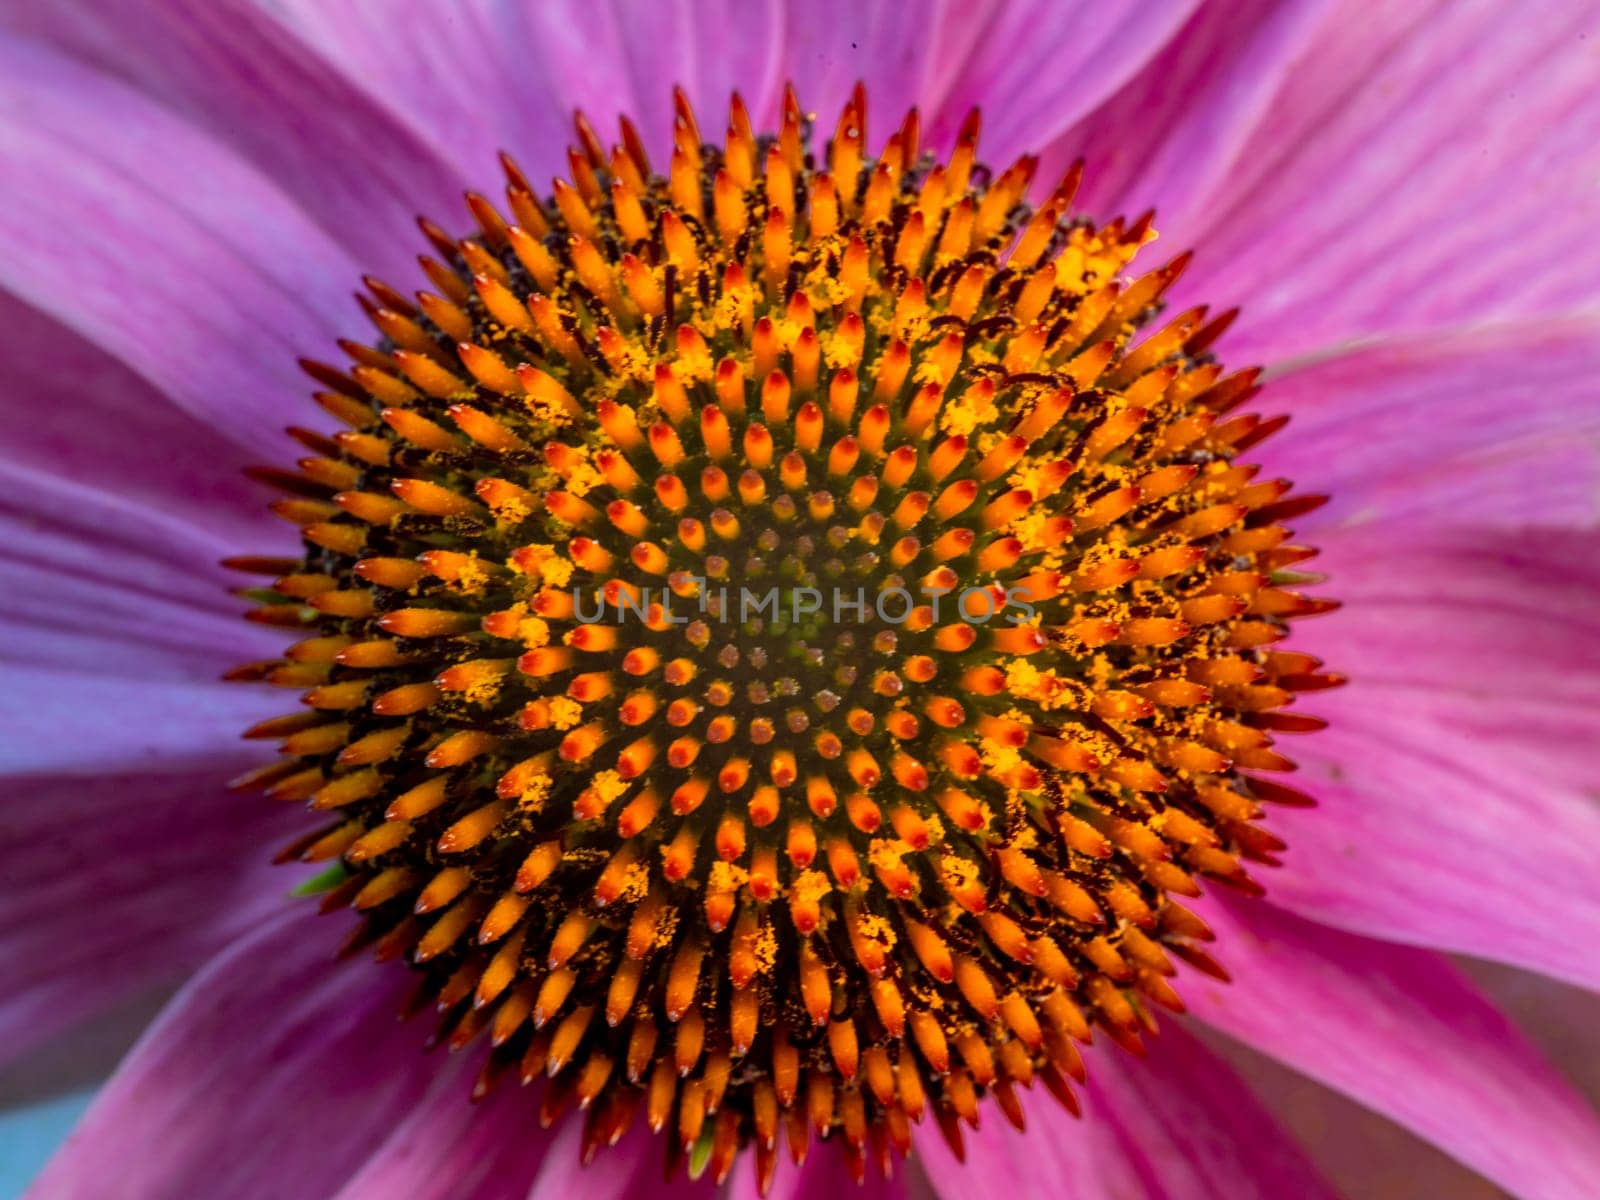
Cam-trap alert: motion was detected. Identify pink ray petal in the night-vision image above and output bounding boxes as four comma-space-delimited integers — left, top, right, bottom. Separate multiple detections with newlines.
1170, 0, 1600, 362
0, 36, 362, 457
326, 1063, 560, 1200
1, 0, 467, 282
926, 0, 1203, 161
0, 289, 273, 551
1254, 320, 1600, 533
1, 463, 284, 678
29, 909, 442, 1200
1, 668, 287, 776
1257, 524, 1600, 988
274, 0, 655, 182
1186, 894, 1600, 1199
727, 1138, 921, 1200
1035, 0, 1333, 222
917, 1021, 1337, 1199
1, 672, 295, 1062
0, 758, 302, 1068
520, 1119, 717, 1200
597, 0, 787, 133
273, 0, 1200, 188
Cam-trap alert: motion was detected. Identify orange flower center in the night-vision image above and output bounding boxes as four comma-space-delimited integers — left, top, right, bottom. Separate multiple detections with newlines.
229, 84, 1337, 1192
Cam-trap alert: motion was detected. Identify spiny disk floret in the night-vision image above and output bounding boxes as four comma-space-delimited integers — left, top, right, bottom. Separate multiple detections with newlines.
232, 84, 1336, 1192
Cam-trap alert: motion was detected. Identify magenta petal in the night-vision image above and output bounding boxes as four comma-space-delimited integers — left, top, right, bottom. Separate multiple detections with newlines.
0, 290, 272, 549
1258, 525, 1600, 988
3, 0, 466, 281
1252, 321, 1600, 532
29, 909, 442, 1200
776, 0, 1203, 163
0, 37, 361, 455
917, 1022, 1335, 1200
929, 1, 1203, 161
1186, 895, 1600, 1200
770, 3, 941, 138
2, 686, 283, 1059
0, 669, 285, 775
1040, 0, 1335, 230
334, 1076, 723, 1199
278, 0, 918, 178
1175, 1, 1600, 361
277, 0, 1196, 189
0, 468, 281, 678
724, 1144, 914, 1200
275, 0, 653, 181
328, 1066, 558, 1200
602, 0, 786, 132
0, 759, 302, 1067
518, 1120, 713, 1200
0, 249, 286, 684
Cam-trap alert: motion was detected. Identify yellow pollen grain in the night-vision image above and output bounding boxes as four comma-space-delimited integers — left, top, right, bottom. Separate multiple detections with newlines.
859, 912, 897, 949
516, 616, 552, 648
867, 839, 906, 873
618, 862, 650, 903
488, 494, 534, 524
790, 869, 832, 907
709, 861, 749, 893
820, 329, 857, 369
589, 770, 628, 805
938, 855, 981, 892
677, 341, 714, 383
806, 272, 849, 311
1010, 511, 1051, 552
464, 676, 503, 706
980, 737, 1022, 779
517, 776, 552, 812
547, 696, 583, 730
563, 459, 602, 498
651, 906, 682, 951
772, 317, 805, 352
752, 925, 778, 976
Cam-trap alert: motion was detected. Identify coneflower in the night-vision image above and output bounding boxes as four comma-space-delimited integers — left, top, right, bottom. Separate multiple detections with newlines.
230, 85, 1334, 1192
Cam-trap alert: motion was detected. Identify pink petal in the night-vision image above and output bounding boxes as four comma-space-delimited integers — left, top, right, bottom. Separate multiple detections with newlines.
1036, 0, 1333, 218
0, 758, 302, 1068
0, 290, 271, 548
0, 36, 361, 455
917, 1022, 1336, 1200
929, 0, 1204, 161
1, 668, 285, 776
1211, 1028, 1528, 1199
601, 0, 786, 132
774, 2, 974, 138
276, 0, 1199, 188
274, 0, 799, 178
30, 909, 443, 1200
1, 649, 296, 1060
327, 1065, 560, 1200
1172, 0, 1600, 361
2, 0, 467, 281
520, 1120, 714, 1200
1185, 895, 1600, 1199
0, 464, 283, 678
1257, 524, 1600, 988
1253, 320, 1600, 532
725, 1143, 918, 1200
275, 0, 657, 180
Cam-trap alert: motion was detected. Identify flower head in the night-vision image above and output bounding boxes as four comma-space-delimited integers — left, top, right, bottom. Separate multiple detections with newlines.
235, 85, 1332, 1188
6, 6, 1600, 1200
